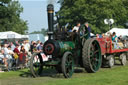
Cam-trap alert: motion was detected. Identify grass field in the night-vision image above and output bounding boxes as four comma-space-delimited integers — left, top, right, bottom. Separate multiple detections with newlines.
0, 65, 128, 85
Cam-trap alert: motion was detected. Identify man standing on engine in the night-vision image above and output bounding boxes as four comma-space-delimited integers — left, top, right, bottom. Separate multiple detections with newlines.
72, 22, 81, 32
85, 22, 91, 38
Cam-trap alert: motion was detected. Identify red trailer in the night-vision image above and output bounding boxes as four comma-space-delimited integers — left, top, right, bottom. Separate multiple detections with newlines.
97, 37, 128, 67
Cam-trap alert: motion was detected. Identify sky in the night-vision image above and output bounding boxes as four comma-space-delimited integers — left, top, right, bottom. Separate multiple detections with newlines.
19, 0, 60, 33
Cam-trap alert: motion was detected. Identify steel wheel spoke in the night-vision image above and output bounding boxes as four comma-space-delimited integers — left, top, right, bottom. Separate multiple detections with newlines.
62, 52, 74, 78
94, 50, 99, 54
89, 41, 101, 71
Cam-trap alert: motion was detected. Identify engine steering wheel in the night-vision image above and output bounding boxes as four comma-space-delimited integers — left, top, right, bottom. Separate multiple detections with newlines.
78, 25, 89, 46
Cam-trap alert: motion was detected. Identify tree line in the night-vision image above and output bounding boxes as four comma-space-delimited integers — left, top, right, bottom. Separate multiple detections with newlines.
57, 0, 128, 34
0, 0, 28, 34
30, 28, 47, 36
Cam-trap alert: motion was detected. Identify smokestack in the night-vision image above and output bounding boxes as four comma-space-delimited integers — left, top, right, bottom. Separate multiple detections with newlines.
47, 4, 54, 40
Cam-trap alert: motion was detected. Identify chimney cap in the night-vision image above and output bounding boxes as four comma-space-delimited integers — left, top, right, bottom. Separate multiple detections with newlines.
47, 4, 54, 11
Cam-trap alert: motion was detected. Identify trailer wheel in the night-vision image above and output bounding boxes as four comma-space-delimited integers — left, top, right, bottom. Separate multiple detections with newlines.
82, 38, 102, 73
62, 52, 74, 78
126, 52, 128, 60
108, 55, 114, 68
30, 53, 43, 77
120, 53, 127, 66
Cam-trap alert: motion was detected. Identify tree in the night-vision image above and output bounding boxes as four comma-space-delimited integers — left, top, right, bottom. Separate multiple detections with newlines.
57, 0, 128, 34
30, 28, 47, 36
0, 0, 28, 34
41, 28, 47, 36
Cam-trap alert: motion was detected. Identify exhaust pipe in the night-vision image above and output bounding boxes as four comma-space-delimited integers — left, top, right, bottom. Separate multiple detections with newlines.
47, 4, 54, 40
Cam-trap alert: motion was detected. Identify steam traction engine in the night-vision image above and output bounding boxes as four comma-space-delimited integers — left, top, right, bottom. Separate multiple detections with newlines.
30, 4, 102, 78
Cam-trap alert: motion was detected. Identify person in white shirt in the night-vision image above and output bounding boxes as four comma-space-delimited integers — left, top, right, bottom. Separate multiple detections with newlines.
72, 22, 81, 32
10, 42, 15, 51
0, 49, 4, 64
22, 40, 30, 53
3, 44, 9, 58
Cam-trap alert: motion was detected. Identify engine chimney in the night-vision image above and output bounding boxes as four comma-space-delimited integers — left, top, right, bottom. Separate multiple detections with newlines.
47, 4, 54, 40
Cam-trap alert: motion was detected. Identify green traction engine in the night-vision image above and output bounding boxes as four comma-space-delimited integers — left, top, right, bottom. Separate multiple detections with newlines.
30, 4, 102, 78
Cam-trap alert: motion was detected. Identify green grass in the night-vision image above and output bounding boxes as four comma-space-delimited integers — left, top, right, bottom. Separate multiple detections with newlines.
0, 69, 28, 79
0, 66, 128, 85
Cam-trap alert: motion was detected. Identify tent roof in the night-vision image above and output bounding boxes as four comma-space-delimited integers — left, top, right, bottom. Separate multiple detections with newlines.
106, 28, 128, 37
21, 35, 29, 38
0, 31, 28, 39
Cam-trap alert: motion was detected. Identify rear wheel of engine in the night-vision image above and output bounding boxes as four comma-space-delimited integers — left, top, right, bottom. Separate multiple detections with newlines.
120, 53, 127, 66
61, 52, 74, 78
30, 53, 43, 77
108, 55, 114, 68
82, 38, 102, 73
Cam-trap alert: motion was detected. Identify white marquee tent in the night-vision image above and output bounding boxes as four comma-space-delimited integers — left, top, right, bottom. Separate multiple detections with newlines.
106, 28, 128, 37
0, 31, 28, 39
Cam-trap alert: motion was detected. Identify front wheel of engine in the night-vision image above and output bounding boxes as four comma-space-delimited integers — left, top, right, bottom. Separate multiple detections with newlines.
30, 53, 43, 77
61, 52, 74, 78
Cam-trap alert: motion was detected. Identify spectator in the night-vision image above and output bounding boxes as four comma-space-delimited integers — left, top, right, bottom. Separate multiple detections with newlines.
0, 49, 8, 69
106, 32, 112, 38
7, 46, 14, 55
96, 34, 99, 38
15, 40, 19, 45
3, 43, 9, 56
3, 43, 12, 59
10, 42, 15, 51
102, 33, 105, 38
0, 44, 1, 51
13, 44, 20, 66
19, 46, 27, 67
25, 40, 30, 53
22, 40, 30, 53
32, 43, 39, 53
3, 44, 13, 68
7, 46, 14, 69
30, 41, 35, 54
112, 32, 118, 43
118, 35, 123, 42
112, 32, 118, 49
1, 44, 4, 50
14, 44, 20, 55
0, 49, 5, 64
23, 40, 30, 61
37, 42, 43, 52
37, 40, 41, 47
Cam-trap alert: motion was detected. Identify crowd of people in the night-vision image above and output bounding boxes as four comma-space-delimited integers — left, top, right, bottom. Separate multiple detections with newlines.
96, 32, 128, 49
71, 22, 128, 50
0, 40, 43, 71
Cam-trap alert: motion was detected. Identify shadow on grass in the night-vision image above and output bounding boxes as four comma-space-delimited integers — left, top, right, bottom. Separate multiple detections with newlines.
74, 68, 84, 73
18, 67, 85, 78
18, 70, 32, 78
18, 68, 63, 78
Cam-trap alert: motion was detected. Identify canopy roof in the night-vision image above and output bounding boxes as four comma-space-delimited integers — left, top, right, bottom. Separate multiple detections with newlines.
106, 28, 128, 37
0, 31, 28, 39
